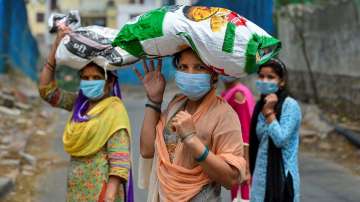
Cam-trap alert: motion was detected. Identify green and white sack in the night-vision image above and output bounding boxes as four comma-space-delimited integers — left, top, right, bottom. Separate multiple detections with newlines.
112, 5, 281, 77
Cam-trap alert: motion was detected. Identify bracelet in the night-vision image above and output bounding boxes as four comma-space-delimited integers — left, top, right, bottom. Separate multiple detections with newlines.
45, 62, 56, 72
47, 61, 56, 69
180, 131, 195, 142
145, 103, 161, 113
195, 146, 209, 162
147, 96, 162, 106
146, 99, 161, 108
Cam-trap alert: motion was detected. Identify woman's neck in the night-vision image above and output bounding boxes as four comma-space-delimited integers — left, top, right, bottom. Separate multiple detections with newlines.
185, 99, 202, 115
185, 88, 215, 114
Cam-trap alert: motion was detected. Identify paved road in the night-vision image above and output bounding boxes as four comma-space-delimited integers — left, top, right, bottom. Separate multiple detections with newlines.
35, 98, 360, 202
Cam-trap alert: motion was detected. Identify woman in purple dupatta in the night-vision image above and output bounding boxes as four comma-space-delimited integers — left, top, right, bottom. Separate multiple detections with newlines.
39, 26, 134, 202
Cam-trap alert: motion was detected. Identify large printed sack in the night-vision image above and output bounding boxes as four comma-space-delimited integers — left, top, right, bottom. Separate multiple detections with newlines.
50, 12, 138, 70
112, 5, 281, 77
55, 26, 138, 70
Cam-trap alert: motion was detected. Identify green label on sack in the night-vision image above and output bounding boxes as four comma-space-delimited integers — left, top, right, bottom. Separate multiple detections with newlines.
245, 34, 282, 74
222, 23, 236, 53
112, 8, 167, 56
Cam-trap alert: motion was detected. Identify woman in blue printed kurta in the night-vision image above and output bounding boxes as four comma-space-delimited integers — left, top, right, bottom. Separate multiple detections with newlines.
249, 59, 301, 202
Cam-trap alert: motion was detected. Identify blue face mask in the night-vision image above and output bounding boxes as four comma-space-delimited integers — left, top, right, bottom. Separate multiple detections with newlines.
175, 71, 212, 101
80, 80, 106, 100
219, 75, 238, 83
256, 80, 279, 95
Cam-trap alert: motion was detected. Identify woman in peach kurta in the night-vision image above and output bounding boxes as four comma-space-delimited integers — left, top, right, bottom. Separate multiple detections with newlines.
135, 49, 246, 202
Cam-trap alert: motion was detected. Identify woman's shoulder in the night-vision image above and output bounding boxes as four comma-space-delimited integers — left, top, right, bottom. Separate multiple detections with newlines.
283, 97, 301, 115
212, 97, 238, 117
207, 98, 242, 133
284, 97, 300, 108
224, 84, 250, 96
109, 96, 126, 110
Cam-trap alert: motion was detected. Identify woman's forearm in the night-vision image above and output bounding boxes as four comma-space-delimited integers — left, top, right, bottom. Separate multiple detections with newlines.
39, 39, 59, 86
184, 136, 240, 189
140, 107, 161, 158
105, 176, 121, 201
39, 27, 70, 86
39, 63, 56, 86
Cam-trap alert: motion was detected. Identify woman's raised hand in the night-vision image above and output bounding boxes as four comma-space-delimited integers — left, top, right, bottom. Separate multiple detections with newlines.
55, 25, 71, 46
48, 25, 71, 66
133, 58, 166, 103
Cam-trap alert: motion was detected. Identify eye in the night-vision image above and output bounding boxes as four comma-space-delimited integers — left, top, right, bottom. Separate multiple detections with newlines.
94, 76, 102, 80
81, 76, 88, 80
177, 64, 187, 71
258, 74, 265, 79
195, 65, 207, 71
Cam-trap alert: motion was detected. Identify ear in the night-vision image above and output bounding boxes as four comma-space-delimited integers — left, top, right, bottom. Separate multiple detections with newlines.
279, 80, 286, 88
105, 77, 115, 90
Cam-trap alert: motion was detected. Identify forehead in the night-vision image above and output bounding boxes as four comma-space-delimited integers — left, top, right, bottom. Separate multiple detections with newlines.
259, 66, 277, 75
80, 64, 104, 76
179, 49, 203, 64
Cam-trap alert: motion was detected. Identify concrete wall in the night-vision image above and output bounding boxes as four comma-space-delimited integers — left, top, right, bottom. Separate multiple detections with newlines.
277, 0, 360, 120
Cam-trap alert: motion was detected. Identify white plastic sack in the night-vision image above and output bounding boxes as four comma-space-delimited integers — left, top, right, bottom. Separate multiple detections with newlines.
55, 26, 138, 70
50, 12, 138, 70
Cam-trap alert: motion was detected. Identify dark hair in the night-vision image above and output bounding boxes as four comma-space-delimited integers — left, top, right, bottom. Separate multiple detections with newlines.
258, 58, 288, 90
172, 49, 188, 69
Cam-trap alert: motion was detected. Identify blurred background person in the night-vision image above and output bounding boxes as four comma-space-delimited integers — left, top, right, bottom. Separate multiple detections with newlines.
250, 59, 301, 202
220, 75, 255, 202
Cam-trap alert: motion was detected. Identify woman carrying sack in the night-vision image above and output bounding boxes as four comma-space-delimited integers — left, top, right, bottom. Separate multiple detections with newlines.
39, 27, 133, 202
135, 48, 246, 202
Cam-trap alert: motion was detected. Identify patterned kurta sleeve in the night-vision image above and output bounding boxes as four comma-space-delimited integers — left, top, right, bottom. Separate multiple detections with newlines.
107, 129, 130, 181
38, 81, 77, 111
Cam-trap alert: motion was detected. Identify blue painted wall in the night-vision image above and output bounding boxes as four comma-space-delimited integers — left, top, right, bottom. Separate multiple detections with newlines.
195, 0, 275, 34
0, 0, 39, 81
